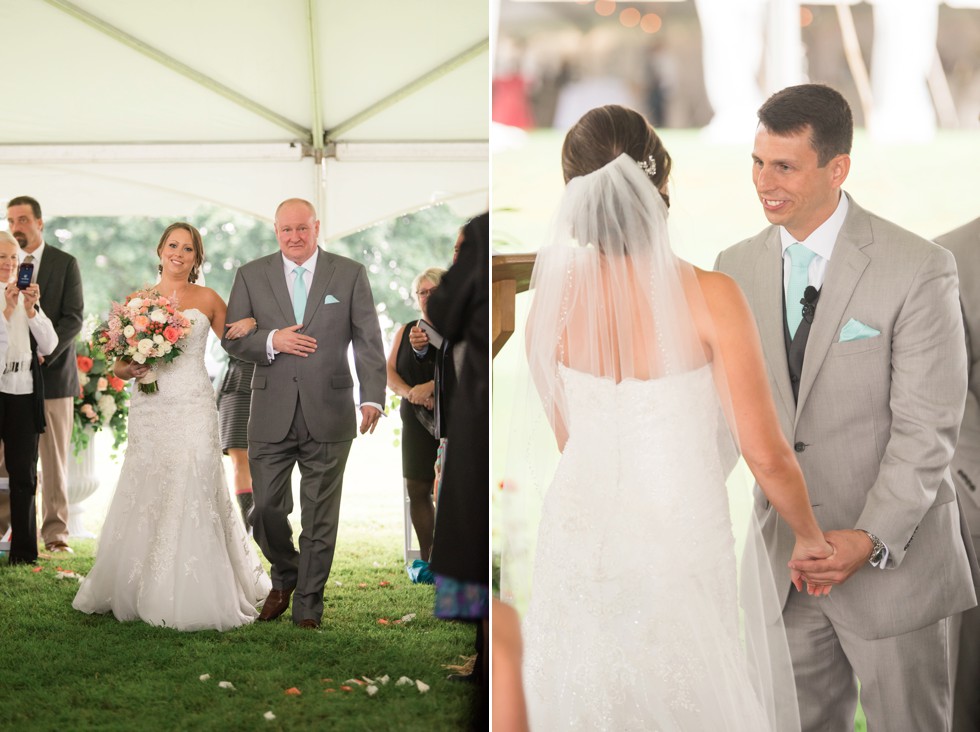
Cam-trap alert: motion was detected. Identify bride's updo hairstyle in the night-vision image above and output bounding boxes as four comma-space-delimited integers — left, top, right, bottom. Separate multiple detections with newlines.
156, 222, 205, 283
561, 104, 672, 208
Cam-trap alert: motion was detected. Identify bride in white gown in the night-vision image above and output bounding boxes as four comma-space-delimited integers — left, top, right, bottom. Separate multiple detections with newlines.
73, 222, 271, 632
507, 106, 835, 730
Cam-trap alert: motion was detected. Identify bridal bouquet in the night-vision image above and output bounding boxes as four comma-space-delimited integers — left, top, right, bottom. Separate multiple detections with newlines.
72, 327, 130, 454
92, 290, 192, 393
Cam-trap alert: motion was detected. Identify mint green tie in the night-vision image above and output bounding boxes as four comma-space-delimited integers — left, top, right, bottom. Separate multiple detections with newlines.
786, 243, 817, 339
292, 266, 308, 325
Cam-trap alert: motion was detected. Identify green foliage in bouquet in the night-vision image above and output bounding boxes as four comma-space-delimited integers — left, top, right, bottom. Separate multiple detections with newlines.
72, 332, 130, 455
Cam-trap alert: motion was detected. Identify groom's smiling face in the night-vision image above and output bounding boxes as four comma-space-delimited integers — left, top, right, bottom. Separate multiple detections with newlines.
275, 201, 320, 265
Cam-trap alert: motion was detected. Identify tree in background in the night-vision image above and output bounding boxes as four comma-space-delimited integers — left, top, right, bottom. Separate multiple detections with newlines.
45, 203, 463, 341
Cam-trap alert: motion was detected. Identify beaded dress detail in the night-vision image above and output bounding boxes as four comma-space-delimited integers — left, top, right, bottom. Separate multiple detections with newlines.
73, 309, 270, 631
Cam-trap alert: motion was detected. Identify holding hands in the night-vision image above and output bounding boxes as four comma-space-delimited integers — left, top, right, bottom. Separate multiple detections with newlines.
790, 529, 874, 592
790, 536, 837, 596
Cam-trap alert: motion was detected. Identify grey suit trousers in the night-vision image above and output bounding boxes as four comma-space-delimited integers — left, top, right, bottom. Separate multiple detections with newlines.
248, 398, 351, 623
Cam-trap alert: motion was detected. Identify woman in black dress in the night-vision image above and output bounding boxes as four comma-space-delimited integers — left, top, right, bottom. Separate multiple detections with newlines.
217, 355, 255, 526
386, 266, 445, 567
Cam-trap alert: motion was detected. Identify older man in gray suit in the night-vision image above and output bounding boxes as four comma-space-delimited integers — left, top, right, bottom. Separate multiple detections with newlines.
936, 216, 980, 732
715, 84, 978, 731
222, 198, 386, 629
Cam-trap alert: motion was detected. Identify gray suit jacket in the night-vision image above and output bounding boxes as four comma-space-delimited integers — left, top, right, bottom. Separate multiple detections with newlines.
221, 248, 386, 444
716, 194, 978, 640
937, 217, 980, 536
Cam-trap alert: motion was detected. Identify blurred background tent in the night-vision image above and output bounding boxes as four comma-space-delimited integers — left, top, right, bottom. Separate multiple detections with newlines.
0, 0, 489, 238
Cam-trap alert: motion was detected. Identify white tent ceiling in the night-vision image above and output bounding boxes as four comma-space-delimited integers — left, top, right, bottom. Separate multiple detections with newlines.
0, 0, 489, 238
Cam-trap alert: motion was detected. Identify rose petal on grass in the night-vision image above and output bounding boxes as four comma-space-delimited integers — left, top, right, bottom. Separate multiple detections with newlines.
344, 679, 365, 686
378, 580, 391, 587
321, 678, 333, 683
396, 676, 414, 686
377, 618, 390, 625
218, 681, 236, 690
373, 561, 381, 567
366, 685, 379, 696
323, 688, 335, 694
199, 674, 211, 682
263, 711, 276, 721
284, 687, 302, 696
358, 583, 368, 588
340, 686, 353, 692
334, 581, 342, 586
31, 566, 43, 573
362, 676, 375, 684
416, 680, 430, 693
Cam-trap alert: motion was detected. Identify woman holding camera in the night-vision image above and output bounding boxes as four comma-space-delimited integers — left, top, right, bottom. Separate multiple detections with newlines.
0, 230, 56, 565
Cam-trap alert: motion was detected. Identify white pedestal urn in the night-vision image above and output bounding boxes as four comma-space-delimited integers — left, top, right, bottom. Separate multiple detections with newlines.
66, 437, 99, 539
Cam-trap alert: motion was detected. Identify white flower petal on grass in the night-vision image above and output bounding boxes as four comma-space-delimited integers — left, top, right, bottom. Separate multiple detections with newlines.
199, 674, 211, 682
416, 680, 430, 693
373, 561, 381, 567
379, 675, 390, 685
399, 613, 416, 623
263, 711, 276, 721
362, 676, 375, 684
396, 676, 414, 686
55, 570, 82, 581
366, 685, 378, 697
218, 681, 236, 690
334, 581, 342, 586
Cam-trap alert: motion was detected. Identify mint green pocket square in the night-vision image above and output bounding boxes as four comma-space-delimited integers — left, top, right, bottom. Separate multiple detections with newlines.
839, 318, 880, 342
324, 295, 339, 304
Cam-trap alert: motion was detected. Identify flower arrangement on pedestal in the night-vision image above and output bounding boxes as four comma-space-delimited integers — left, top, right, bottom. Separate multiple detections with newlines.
72, 325, 130, 455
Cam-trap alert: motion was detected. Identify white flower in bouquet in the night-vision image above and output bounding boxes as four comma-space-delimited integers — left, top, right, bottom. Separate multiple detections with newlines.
153, 334, 164, 344
137, 338, 155, 355
79, 372, 90, 388
128, 298, 144, 310
131, 352, 147, 364
97, 377, 108, 391
162, 342, 173, 354
149, 308, 168, 324
98, 394, 116, 421
123, 324, 136, 338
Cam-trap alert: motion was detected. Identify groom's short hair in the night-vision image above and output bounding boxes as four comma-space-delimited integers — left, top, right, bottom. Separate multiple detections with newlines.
758, 84, 853, 167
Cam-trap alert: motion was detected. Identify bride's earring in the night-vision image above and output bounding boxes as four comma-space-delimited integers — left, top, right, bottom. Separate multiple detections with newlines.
189, 266, 198, 284
158, 263, 163, 275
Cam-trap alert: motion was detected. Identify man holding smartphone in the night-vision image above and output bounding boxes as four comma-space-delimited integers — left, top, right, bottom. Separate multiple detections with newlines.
6, 196, 83, 554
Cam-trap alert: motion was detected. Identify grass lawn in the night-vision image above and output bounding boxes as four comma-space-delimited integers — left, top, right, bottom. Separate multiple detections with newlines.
0, 420, 480, 731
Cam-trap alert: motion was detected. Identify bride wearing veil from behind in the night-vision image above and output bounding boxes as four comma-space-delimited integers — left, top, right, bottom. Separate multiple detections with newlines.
506, 105, 835, 730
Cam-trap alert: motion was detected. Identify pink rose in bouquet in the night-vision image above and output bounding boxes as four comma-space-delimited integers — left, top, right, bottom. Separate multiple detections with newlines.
92, 290, 193, 394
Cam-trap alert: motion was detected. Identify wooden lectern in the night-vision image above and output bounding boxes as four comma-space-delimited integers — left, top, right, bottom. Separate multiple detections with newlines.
491, 253, 536, 358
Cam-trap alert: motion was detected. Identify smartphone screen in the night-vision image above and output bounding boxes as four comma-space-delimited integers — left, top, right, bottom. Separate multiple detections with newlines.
16, 262, 34, 290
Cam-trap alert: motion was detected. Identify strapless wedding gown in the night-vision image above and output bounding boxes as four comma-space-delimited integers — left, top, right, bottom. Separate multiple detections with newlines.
73, 309, 271, 631
522, 364, 773, 730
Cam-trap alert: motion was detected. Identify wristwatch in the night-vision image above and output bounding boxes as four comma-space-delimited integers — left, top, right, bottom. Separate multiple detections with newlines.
860, 530, 885, 566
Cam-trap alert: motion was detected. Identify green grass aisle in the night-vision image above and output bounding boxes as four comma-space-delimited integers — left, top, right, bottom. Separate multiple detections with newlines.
0, 533, 478, 731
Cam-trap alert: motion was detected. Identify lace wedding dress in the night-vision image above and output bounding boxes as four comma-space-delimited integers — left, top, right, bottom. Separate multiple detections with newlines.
522, 364, 774, 730
73, 309, 270, 631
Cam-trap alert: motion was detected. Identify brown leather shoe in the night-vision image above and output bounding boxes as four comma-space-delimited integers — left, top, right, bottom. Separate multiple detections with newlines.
296, 619, 320, 630
258, 588, 294, 622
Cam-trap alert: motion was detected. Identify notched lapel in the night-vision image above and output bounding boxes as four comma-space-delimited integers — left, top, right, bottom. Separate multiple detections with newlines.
795, 204, 872, 419
754, 232, 795, 419
265, 255, 295, 325
304, 249, 336, 324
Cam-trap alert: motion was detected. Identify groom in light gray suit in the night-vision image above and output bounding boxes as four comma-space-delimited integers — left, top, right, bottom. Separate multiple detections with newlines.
222, 198, 386, 629
716, 84, 978, 730
936, 216, 980, 732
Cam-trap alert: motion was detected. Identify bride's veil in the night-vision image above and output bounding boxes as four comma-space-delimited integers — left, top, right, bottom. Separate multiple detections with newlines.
499, 145, 801, 730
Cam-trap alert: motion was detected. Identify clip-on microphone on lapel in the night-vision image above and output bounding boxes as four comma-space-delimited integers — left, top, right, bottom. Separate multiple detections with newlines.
801, 286, 819, 325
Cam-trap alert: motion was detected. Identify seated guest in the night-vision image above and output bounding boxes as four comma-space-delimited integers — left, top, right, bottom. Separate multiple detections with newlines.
0, 231, 56, 564
386, 267, 445, 576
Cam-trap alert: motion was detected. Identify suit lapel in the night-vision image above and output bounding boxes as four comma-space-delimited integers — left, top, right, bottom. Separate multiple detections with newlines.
754, 229, 796, 421
795, 197, 872, 420
265, 254, 296, 324
304, 248, 336, 324
35, 247, 53, 293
